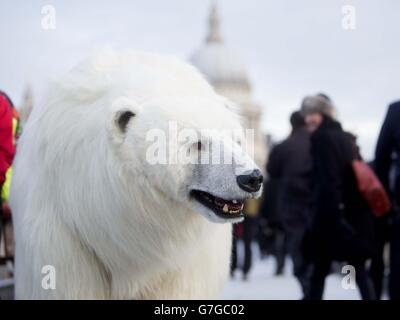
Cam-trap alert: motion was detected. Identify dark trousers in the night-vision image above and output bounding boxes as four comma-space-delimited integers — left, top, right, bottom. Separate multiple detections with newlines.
282, 202, 312, 296
369, 213, 400, 300
274, 227, 286, 275
369, 217, 390, 299
286, 227, 311, 296
390, 217, 400, 300
231, 217, 254, 276
307, 258, 376, 300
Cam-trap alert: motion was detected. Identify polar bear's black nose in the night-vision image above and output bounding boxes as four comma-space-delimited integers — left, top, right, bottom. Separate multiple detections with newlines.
237, 169, 263, 193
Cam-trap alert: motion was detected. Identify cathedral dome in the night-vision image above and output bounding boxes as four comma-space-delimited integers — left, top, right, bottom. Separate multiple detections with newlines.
190, 4, 249, 87
191, 43, 249, 86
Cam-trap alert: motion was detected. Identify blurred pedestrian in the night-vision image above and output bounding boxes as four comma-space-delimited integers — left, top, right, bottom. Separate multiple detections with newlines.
258, 178, 287, 275
372, 101, 400, 300
231, 199, 261, 281
302, 94, 376, 300
0, 90, 16, 249
267, 111, 313, 296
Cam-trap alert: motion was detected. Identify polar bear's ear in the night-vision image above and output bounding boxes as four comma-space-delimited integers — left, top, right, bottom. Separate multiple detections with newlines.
110, 97, 141, 134
116, 110, 135, 133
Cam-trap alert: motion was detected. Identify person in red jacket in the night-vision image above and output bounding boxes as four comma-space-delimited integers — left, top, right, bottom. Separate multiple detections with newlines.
0, 91, 16, 242
0, 92, 15, 185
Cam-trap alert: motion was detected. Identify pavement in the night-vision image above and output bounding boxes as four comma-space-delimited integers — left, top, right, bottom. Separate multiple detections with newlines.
222, 243, 361, 300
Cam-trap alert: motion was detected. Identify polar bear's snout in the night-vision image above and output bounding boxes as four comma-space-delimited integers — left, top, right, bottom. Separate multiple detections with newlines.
187, 153, 263, 224
236, 169, 263, 193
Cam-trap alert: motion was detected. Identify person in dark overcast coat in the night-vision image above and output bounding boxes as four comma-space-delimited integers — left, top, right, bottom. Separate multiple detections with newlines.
372, 101, 400, 300
302, 94, 376, 300
267, 111, 313, 297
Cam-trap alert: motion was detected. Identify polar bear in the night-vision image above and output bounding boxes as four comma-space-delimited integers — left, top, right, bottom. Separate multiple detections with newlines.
10, 50, 263, 299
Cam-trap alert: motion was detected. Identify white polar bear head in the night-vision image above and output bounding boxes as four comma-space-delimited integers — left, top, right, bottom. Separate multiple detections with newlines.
111, 97, 264, 223
99, 52, 263, 223
24, 50, 262, 227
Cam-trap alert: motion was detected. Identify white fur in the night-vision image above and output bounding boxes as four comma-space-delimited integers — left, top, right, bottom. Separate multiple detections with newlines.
10, 50, 260, 299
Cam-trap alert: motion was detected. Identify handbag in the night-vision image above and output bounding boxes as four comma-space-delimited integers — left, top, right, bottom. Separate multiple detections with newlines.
352, 160, 391, 217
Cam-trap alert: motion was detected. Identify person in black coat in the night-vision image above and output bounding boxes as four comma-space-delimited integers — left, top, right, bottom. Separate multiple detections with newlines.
267, 111, 313, 296
372, 101, 400, 300
302, 94, 376, 300
257, 177, 287, 275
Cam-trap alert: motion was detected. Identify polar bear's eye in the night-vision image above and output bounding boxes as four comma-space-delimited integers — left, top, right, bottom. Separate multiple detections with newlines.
117, 110, 135, 133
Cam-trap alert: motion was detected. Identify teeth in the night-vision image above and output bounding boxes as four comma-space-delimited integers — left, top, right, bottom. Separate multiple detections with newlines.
240, 204, 244, 210
223, 204, 229, 213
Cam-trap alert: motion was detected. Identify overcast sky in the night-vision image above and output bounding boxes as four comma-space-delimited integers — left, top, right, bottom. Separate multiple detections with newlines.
1, 0, 399, 160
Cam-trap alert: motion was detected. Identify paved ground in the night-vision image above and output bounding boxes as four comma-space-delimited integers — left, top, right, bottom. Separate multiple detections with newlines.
221, 244, 361, 300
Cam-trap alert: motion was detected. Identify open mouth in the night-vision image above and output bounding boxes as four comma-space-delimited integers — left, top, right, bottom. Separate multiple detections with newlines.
190, 190, 245, 219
